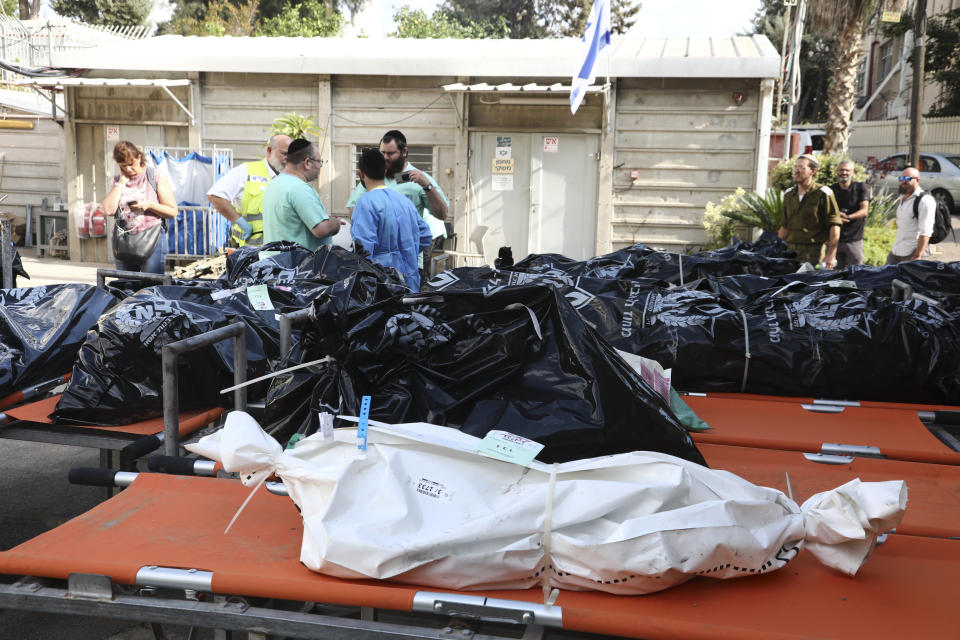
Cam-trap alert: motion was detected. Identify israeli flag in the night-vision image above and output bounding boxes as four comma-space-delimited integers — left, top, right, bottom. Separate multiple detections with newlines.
570, 0, 612, 114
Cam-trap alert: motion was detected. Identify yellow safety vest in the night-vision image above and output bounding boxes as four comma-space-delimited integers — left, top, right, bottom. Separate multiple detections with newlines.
231, 159, 271, 247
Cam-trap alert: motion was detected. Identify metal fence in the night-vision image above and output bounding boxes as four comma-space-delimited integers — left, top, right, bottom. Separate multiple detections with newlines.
848, 116, 960, 164
0, 15, 148, 86
146, 146, 234, 263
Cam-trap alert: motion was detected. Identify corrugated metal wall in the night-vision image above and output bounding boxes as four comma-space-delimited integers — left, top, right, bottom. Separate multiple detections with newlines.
0, 119, 64, 225
613, 78, 760, 252
201, 72, 319, 162
330, 75, 458, 215
850, 116, 960, 163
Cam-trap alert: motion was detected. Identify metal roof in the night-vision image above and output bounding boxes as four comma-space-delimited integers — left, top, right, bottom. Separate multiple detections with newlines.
7, 78, 191, 88
49, 35, 779, 79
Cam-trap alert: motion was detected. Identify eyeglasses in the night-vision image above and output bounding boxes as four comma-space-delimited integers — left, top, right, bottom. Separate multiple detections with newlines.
305, 157, 324, 167
898, 176, 916, 182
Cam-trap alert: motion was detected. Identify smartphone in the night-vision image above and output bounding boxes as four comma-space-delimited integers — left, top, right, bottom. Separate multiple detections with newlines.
399, 171, 411, 182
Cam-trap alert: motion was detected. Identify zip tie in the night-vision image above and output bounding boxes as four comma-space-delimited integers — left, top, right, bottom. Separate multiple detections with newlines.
678, 253, 684, 287
224, 473, 268, 535
739, 309, 751, 393
220, 356, 334, 394
357, 395, 371, 451
506, 303, 542, 341
541, 463, 559, 607
785, 471, 794, 502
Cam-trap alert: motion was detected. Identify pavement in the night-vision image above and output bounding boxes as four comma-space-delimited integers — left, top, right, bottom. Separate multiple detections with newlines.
2, 226, 960, 638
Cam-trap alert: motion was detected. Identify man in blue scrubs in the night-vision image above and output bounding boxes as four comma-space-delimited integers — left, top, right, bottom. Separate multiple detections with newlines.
350, 148, 432, 291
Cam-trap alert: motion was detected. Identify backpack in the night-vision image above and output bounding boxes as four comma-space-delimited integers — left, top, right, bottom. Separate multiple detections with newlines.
913, 193, 953, 244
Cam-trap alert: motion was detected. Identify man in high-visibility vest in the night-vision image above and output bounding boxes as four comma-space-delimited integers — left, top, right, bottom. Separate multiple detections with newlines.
207, 134, 291, 247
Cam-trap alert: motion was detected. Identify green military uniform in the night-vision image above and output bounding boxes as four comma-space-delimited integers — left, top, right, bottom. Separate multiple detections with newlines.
781, 182, 842, 265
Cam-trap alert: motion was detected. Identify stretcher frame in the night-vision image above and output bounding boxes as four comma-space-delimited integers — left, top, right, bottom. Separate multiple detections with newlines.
1, 470, 957, 640
0, 322, 248, 469
683, 391, 960, 465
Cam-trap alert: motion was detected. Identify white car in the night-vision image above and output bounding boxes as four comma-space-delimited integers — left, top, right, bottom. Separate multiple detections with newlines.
871, 152, 960, 214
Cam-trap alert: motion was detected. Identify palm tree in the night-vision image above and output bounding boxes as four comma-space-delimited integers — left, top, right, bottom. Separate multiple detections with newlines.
808, 0, 907, 153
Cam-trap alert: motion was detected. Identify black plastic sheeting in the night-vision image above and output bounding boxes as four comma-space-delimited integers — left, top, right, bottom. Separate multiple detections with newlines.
51, 244, 401, 425
264, 273, 706, 466
0, 284, 116, 397
424, 256, 960, 404
509, 234, 801, 283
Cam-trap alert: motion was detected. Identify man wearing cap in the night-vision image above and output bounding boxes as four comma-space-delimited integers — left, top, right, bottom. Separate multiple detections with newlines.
207, 133, 291, 247
778, 154, 843, 268
351, 148, 433, 291
262, 139, 343, 251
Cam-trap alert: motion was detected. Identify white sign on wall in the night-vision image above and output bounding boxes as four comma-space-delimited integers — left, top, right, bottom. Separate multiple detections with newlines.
543, 136, 559, 153
106, 126, 120, 142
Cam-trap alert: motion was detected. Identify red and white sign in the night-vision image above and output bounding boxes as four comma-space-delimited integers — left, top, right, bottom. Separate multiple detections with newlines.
543, 136, 559, 152
106, 126, 120, 142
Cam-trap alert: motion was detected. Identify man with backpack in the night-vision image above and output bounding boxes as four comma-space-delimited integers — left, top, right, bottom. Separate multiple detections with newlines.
887, 167, 939, 264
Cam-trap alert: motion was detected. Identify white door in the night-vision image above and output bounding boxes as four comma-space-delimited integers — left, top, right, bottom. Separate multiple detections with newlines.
468, 132, 599, 263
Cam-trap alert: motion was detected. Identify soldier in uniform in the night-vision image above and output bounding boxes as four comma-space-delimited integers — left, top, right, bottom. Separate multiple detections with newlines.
778, 154, 842, 267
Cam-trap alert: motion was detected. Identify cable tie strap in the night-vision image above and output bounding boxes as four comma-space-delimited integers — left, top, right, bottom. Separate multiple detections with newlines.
739, 309, 752, 393
541, 462, 559, 606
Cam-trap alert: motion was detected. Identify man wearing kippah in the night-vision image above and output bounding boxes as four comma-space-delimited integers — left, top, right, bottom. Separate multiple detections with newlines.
262, 139, 344, 250
351, 148, 433, 291
777, 153, 842, 268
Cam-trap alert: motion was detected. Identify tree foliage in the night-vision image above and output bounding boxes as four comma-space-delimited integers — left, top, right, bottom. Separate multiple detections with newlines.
434, 0, 641, 39
53, 0, 153, 26
392, 7, 508, 38
749, 0, 835, 124
258, 0, 342, 36
925, 8, 960, 117
162, 0, 363, 36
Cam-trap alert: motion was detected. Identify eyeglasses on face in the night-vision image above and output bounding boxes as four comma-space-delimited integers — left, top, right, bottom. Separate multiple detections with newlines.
305, 157, 324, 167
898, 176, 916, 182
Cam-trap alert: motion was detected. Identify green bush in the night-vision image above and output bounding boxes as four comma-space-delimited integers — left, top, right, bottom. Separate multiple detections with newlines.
864, 225, 896, 266
768, 153, 869, 192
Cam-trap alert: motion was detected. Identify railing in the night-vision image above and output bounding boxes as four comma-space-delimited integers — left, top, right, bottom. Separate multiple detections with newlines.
166, 205, 231, 264
0, 16, 148, 87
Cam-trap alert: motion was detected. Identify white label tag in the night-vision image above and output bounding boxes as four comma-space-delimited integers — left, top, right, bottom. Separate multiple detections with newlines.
210, 285, 245, 301
477, 430, 544, 467
246, 284, 274, 311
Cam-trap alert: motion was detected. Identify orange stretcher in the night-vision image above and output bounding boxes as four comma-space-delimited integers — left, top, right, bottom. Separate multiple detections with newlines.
0, 472, 956, 640
684, 392, 960, 465
0, 394, 224, 467
699, 442, 960, 539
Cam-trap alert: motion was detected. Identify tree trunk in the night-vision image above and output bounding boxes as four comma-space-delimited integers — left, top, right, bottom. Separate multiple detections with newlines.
824, 18, 865, 153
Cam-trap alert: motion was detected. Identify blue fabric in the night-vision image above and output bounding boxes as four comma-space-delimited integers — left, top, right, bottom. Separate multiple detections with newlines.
115, 229, 167, 274
147, 149, 212, 165
351, 187, 432, 291
165, 202, 225, 255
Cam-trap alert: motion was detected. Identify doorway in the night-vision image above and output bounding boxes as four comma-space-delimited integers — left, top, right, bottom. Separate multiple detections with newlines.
468, 132, 599, 263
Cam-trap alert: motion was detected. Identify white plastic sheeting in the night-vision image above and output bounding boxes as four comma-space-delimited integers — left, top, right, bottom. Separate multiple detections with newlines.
189, 412, 907, 596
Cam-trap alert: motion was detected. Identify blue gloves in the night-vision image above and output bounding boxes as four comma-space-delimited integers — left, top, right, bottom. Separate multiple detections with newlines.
235, 217, 253, 240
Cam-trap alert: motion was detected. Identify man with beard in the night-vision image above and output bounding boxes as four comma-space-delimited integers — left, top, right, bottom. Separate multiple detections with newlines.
262, 138, 343, 251
207, 133, 291, 247
778, 154, 842, 268
345, 130, 448, 220
831, 160, 870, 268
887, 166, 935, 264
351, 148, 432, 291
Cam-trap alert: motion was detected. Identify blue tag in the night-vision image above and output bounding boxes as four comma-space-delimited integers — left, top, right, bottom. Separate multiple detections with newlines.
357, 395, 371, 451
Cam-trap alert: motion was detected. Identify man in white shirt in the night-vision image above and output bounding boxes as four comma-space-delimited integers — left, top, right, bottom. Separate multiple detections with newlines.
887, 167, 935, 264
206, 134, 291, 247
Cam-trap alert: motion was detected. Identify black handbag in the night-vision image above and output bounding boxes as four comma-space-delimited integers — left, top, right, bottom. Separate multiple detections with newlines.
112, 217, 164, 263
110, 165, 165, 264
